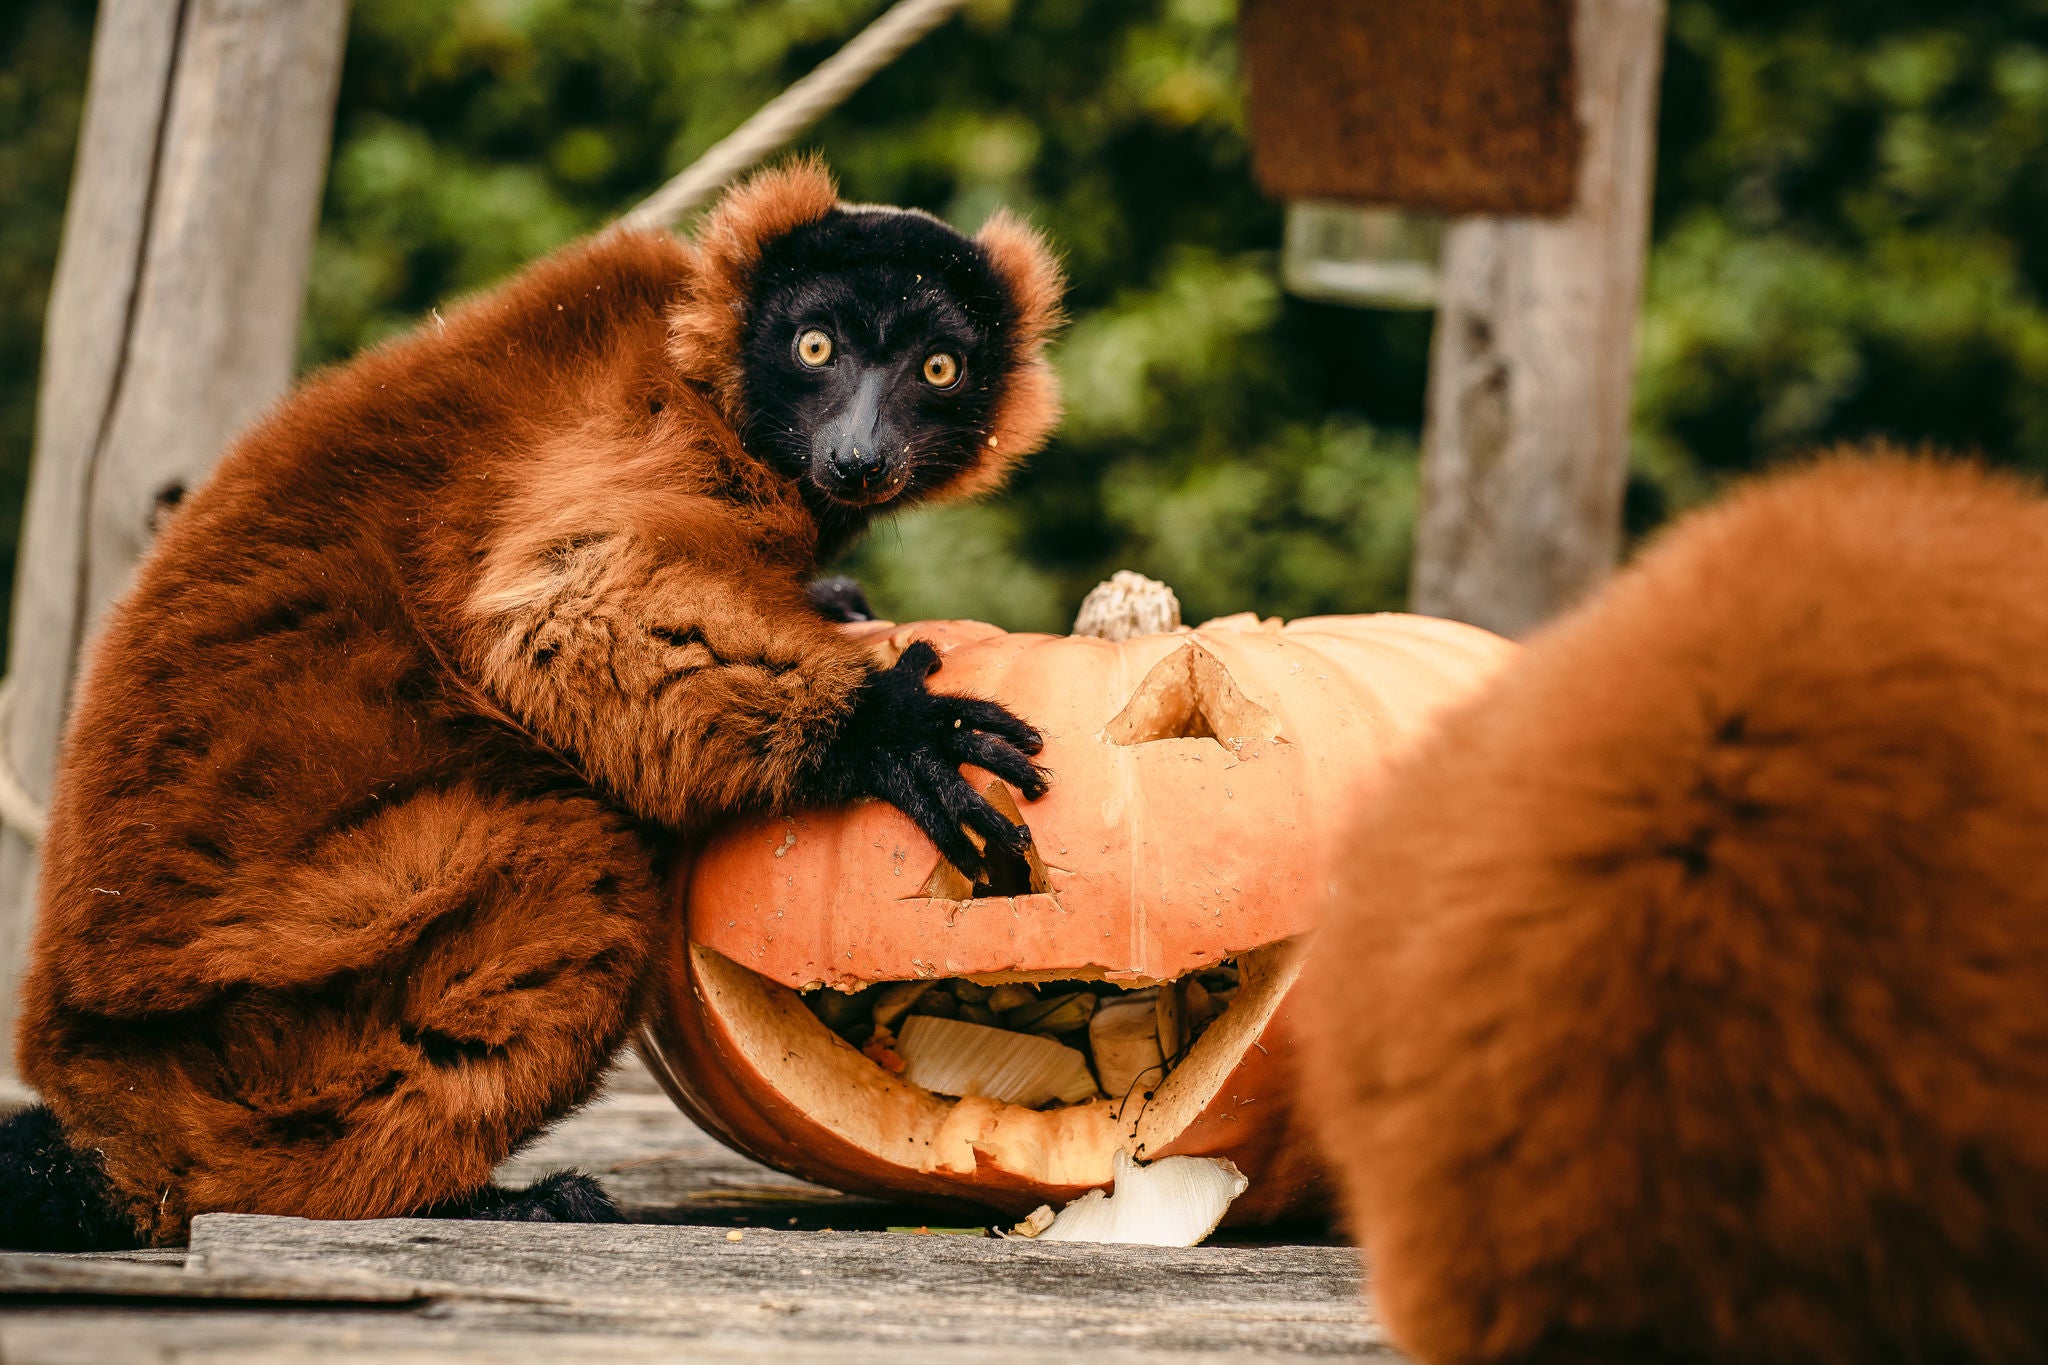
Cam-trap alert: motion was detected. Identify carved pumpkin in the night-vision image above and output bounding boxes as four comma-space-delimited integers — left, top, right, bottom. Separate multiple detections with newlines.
640, 596, 1514, 1224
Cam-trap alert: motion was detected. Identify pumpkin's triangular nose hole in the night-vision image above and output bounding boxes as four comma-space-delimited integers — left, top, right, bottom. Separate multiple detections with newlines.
918, 781, 1052, 900
1103, 644, 1282, 751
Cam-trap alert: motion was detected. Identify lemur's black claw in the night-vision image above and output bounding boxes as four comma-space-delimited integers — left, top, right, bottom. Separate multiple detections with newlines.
946, 696, 1042, 755
950, 730, 1047, 798
917, 753, 1029, 865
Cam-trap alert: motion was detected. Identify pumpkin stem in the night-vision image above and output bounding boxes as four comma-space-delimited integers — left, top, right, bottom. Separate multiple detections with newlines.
1072, 571, 1181, 640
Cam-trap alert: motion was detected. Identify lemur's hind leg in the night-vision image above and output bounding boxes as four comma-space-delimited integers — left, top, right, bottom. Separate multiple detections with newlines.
144, 788, 666, 1237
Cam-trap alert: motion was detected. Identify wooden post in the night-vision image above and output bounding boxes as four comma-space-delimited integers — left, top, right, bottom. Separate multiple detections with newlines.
0, 0, 350, 1097
1410, 0, 1666, 637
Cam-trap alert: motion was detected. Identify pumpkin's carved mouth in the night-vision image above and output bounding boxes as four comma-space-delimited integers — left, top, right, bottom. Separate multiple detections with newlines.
684, 939, 1304, 1190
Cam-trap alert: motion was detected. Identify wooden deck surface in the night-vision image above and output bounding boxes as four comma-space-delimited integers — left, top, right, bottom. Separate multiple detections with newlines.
0, 1060, 1402, 1362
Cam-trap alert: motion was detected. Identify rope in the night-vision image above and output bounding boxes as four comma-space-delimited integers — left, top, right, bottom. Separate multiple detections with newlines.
622, 0, 971, 232
0, 680, 45, 843
0, 0, 968, 844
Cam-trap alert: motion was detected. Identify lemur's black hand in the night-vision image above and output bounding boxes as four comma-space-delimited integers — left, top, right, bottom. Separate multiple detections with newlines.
816, 641, 1048, 879
806, 575, 876, 623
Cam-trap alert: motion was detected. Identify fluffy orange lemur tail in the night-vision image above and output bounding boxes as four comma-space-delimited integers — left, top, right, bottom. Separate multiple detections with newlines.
1299, 451, 2048, 1365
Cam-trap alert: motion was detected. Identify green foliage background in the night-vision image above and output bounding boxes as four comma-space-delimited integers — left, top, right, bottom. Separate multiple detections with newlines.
4, 0, 2047, 645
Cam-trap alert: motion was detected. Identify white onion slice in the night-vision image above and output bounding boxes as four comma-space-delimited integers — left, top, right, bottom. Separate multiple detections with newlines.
1036, 1150, 1248, 1247
896, 1014, 1100, 1107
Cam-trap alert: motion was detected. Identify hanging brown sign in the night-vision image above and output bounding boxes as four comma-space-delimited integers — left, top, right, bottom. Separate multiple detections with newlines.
1239, 0, 1583, 217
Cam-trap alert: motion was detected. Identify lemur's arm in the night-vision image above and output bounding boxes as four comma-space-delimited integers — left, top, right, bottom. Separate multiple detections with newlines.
465, 531, 1042, 874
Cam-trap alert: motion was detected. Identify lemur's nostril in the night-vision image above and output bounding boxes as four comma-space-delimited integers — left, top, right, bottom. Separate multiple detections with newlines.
833, 445, 885, 482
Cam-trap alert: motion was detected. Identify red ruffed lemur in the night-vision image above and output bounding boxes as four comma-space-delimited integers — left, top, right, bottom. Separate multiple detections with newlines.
1300, 454, 2048, 1364
0, 161, 1066, 1249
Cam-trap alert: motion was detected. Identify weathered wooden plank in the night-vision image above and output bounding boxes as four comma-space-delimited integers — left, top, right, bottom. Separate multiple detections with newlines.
0, 1306, 1397, 1365
0, 0, 352, 1092
51, 1248, 188, 1266
0, 1314, 861, 1365
182, 1215, 1399, 1357
0, 1252, 424, 1305
1409, 0, 1666, 636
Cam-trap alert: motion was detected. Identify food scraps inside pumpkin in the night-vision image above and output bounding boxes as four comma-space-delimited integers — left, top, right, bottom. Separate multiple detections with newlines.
681, 940, 1302, 1193
806, 964, 1243, 1109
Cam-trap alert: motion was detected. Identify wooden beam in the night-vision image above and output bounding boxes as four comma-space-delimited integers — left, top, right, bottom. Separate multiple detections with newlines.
169, 1214, 1403, 1358
0, 0, 350, 1094
1410, 0, 1666, 636
0, 1252, 426, 1305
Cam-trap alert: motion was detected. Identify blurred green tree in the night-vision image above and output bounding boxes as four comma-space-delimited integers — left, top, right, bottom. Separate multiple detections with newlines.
3, 0, 2046, 652
1639, 0, 2048, 522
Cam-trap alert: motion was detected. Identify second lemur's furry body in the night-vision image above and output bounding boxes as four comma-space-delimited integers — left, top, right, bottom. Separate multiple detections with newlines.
1300, 456, 2048, 1363
5, 164, 1064, 1247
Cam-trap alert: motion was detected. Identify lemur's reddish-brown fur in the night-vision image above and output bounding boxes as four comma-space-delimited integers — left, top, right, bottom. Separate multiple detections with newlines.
1300, 454, 2048, 1363
16, 163, 1063, 1244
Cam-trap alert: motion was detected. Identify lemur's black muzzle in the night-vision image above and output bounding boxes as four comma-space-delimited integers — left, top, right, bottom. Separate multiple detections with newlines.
811, 371, 904, 505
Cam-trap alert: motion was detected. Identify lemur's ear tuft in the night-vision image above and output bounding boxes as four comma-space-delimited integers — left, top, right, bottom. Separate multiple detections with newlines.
944, 209, 1068, 501
669, 157, 841, 426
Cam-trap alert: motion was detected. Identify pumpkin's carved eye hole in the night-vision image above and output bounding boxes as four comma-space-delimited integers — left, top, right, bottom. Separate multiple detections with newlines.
919, 782, 1052, 900
975, 835, 1043, 898
1105, 644, 1282, 751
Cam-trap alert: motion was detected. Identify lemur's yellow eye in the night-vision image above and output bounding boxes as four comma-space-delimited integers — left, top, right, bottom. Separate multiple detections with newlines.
922, 352, 960, 387
797, 329, 834, 367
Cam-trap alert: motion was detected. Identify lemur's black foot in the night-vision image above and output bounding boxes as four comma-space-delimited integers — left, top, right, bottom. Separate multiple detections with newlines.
0, 1104, 144, 1251
807, 575, 876, 623
426, 1171, 623, 1224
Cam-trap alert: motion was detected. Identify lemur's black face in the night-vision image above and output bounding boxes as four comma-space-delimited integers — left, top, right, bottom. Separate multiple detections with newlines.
739, 208, 1013, 514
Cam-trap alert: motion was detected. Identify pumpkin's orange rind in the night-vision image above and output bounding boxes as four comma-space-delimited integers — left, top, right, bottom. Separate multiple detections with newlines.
642, 611, 1516, 1224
